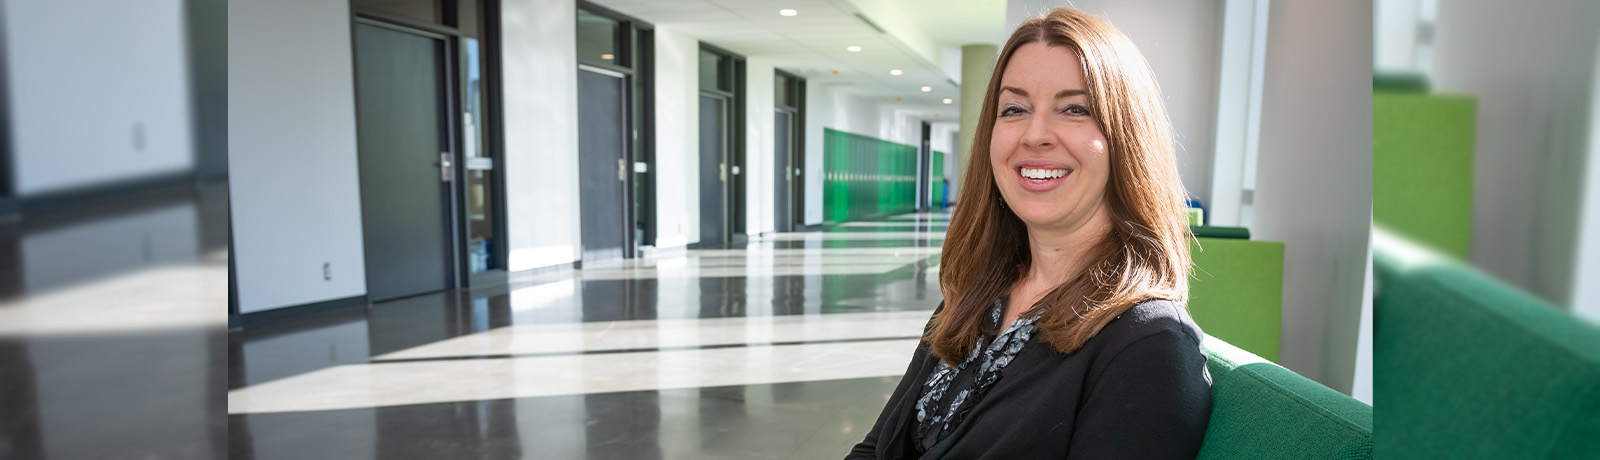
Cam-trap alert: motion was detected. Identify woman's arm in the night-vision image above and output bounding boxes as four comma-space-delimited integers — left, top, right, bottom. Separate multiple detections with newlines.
1065, 329, 1212, 459
844, 339, 931, 459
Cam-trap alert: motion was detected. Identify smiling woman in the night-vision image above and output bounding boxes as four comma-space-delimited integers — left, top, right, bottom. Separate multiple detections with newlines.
846, 7, 1208, 460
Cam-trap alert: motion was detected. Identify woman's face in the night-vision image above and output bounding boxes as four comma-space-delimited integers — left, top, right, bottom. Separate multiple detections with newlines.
989, 42, 1112, 234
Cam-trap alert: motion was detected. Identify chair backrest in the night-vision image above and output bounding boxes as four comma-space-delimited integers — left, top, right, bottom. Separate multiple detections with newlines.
1188, 237, 1284, 362
1374, 230, 1600, 457
1197, 335, 1373, 460
1373, 87, 1476, 261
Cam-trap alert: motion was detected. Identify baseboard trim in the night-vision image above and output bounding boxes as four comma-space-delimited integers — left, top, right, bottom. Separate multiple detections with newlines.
236, 295, 369, 331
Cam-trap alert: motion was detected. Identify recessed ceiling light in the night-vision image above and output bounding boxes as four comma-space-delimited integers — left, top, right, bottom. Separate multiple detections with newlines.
889, 69, 903, 76
920, 86, 932, 92
942, 98, 953, 104
779, 8, 798, 16
600, 53, 614, 60
847, 45, 862, 52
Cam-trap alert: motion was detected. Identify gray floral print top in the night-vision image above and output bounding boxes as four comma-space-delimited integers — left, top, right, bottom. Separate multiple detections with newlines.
913, 299, 1042, 449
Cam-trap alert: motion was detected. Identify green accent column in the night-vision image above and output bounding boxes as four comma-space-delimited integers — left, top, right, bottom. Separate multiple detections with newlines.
957, 44, 998, 198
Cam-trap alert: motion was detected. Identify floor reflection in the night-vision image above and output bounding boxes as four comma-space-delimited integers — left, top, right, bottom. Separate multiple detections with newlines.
228, 211, 950, 459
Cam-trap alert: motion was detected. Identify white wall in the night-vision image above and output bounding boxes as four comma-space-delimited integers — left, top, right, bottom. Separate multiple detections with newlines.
929, 122, 959, 156
1251, 0, 1373, 394
1432, 0, 1600, 309
502, 0, 582, 270
745, 58, 777, 235
802, 83, 832, 225
4, 0, 193, 196
1007, 0, 1224, 207
1374, 0, 1423, 72
653, 26, 700, 247
228, 0, 368, 313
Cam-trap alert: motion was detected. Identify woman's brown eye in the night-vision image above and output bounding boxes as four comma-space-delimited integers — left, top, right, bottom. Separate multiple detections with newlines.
1000, 106, 1026, 117
1062, 105, 1091, 116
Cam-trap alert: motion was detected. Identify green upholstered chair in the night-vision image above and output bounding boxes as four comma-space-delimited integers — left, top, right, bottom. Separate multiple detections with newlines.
1188, 237, 1284, 362
1197, 335, 1374, 459
1374, 229, 1600, 457
1373, 81, 1477, 261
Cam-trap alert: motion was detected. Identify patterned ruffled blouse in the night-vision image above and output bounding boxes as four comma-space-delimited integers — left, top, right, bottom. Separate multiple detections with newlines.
913, 299, 1042, 450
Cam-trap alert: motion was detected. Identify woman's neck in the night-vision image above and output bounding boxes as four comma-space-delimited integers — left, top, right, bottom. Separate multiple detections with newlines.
1021, 206, 1113, 288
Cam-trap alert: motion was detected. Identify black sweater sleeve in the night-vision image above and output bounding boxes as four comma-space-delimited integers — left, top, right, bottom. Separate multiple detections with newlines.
1065, 329, 1212, 460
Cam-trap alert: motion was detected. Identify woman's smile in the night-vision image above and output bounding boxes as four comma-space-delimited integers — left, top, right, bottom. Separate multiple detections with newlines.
1013, 160, 1073, 192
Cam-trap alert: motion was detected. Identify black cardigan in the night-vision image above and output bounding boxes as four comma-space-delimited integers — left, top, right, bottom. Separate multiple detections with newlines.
845, 299, 1212, 460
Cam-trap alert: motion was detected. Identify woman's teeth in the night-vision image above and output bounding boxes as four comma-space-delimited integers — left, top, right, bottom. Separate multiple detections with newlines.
1020, 167, 1068, 182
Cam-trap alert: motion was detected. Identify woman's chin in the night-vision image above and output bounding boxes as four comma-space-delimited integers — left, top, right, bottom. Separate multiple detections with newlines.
1010, 205, 1066, 227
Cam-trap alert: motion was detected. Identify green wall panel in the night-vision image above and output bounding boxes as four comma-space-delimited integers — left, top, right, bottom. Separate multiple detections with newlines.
1189, 237, 1285, 363
1373, 92, 1477, 261
822, 128, 919, 223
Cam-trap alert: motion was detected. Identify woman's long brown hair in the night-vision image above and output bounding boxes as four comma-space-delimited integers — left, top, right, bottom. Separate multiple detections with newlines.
928, 7, 1193, 364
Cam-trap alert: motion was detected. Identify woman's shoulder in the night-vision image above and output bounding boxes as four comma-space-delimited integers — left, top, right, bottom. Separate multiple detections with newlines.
1090, 299, 1205, 354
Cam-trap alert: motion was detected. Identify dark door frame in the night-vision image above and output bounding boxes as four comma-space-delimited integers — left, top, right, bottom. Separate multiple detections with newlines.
775, 69, 805, 231
918, 121, 931, 211
351, 17, 461, 300
576, 64, 632, 263
351, 1, 508, 293
577, 1, 653, 256
697, 43, 746, 246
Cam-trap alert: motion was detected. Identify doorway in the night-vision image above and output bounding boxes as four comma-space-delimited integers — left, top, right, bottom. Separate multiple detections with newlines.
774, 71, 804, 231
353, 22, 454, 302
576, 3, 652, 259
698, 45, 744, 247
918, 121, 932, 211
698, 94, 728, 245
577, 67, 630, 263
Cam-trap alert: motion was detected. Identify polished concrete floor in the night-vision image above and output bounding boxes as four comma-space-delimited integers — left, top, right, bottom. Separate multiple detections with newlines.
228, 212, 950, 459
0, 182, 231, 460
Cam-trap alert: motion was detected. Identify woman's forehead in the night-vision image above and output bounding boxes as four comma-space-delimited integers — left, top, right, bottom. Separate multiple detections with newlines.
1000, 43, 1087, 91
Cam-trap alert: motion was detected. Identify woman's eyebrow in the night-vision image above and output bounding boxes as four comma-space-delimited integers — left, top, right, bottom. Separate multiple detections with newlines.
999, 86, 1087, 99
1055, 89, 1087, 98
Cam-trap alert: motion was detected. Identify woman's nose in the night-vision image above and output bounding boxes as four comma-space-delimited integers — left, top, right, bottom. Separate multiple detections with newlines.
1021, 116, 1054, 149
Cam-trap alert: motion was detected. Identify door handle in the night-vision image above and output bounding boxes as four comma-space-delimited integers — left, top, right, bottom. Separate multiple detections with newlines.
617, 158, 626, 181
439, 152, 454, 182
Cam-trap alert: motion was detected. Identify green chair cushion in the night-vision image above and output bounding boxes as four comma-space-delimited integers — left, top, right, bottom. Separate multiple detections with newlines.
1198, 335, 1373, 459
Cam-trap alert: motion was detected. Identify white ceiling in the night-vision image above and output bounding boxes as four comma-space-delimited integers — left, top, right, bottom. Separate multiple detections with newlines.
588, 0, 1006, 120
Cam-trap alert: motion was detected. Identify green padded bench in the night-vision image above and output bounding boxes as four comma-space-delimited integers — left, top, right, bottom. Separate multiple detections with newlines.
1374, 229, 1600, 457
1189, 235, 1284, 362
1198, 334, 1373, 459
